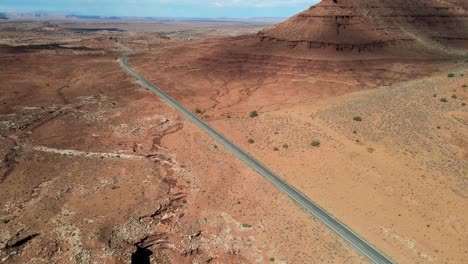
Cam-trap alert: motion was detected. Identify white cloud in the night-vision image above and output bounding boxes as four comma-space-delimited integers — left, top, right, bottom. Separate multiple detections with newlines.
142, 0, 314, 7
208, 0, 313, 7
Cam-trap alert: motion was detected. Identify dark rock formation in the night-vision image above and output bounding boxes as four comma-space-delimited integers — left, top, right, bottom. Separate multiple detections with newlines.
258, 0, 468, 54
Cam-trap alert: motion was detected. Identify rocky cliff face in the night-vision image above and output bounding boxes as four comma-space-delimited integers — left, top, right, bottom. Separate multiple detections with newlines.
258, 0, 468, 54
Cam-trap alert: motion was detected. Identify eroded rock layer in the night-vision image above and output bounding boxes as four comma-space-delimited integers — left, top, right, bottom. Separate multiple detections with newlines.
259, 0, 468, 54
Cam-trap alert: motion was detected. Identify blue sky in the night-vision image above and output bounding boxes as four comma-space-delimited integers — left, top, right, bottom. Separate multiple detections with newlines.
0, 0, 319, 18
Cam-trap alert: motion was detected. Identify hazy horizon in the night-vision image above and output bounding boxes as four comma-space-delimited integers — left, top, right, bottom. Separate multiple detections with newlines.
0, 0, 319, 19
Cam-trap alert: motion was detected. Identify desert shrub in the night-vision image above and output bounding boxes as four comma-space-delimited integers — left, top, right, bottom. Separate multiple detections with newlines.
283, 143, 289, 149
241, 223, 252, 228
311, 140, 320, 147
273, 147, 279, 151
433, 94, 437, 97
249, 111, 258, 118
353, 130, 357, 134
195, 108, 202, 113
462, 84, 467, 88
248, 138, 255, 144
353, 116, 363, 122
448, 73, 455, 78
462, 102, 466, 106
440, 97, 448, 102
452, 94, 458, 99
269, 258, 275, 262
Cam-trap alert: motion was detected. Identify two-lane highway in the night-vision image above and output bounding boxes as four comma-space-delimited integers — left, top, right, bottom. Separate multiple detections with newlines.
117, 43, 395, 264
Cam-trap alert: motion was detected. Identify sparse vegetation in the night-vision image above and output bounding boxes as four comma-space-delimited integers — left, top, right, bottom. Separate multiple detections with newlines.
433, 94, 437, 97
447, 73, 455, 78
195, 108, 202, 113
241, 223, 252, 228
462, 102, 466, 106
283, 143, 289, 149
311, 140, 320, 147
273, 147, 279, 151
440, 97, 448, 102
227, 114, 231, 118
451, 94, 457, 99
353, 116, 363, 122
249, 110, 258, 118
353, 130, 357, 134
437, 126, 441, 129
269, 257, 275, 262
248, 138, 255, 144
463, 84, 467, 88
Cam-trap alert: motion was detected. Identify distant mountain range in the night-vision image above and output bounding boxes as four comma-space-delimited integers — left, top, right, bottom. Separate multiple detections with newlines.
0, 12, 286, 23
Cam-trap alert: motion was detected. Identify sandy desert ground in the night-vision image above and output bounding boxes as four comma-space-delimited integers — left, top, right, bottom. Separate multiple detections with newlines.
129, 39, 467, 263
1, 1, 468, 263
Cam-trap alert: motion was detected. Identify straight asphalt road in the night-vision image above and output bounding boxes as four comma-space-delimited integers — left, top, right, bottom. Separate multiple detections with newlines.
117, 43, 395, 264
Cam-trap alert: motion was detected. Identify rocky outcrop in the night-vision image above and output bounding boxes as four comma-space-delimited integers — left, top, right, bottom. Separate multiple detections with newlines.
258, 0, 468, 54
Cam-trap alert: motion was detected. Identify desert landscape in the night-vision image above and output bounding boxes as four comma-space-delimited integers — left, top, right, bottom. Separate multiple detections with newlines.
1, 0, 467, 263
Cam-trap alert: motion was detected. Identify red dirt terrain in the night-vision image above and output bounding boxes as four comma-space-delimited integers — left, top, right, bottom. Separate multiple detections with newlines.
0, 21, 365, 263
1, 0, 467, 263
